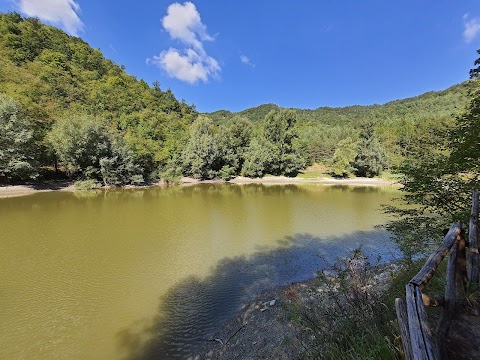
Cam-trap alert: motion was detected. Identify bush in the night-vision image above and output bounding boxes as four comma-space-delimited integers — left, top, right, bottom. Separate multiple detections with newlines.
74, 179, 101, 190
287, 249, 401, 359
0, 93, 37, 180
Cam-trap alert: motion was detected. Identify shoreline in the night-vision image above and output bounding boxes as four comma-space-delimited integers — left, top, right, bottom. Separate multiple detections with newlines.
0, 176, 397, 199
193, 260, 402, 359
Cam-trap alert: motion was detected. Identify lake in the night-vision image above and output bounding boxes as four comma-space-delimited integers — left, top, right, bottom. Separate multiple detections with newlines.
0, 183, 400, 359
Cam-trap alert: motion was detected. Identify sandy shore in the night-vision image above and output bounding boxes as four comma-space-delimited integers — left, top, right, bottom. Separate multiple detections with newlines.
179, 175, 397, 188
0, 176, 397, 199
0, 182, 76, 198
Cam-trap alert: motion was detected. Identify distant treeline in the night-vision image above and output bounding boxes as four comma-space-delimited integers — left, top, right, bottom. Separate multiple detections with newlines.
0, 12, 473, 186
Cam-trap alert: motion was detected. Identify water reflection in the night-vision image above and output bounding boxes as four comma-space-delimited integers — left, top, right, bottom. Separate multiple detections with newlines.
118, 229, 398, 360
0, 183, 399, 360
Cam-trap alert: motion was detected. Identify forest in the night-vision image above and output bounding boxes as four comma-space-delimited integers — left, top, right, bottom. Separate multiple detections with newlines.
0, 12, 475, 187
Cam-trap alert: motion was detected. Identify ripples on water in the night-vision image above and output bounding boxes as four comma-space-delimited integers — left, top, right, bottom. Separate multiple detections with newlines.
0, 184, 400, 359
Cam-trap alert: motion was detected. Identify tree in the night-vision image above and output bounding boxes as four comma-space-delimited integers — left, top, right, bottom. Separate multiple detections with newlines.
218, 116, 252, 179
47, 114, 110, 178
182, 116, 222, 179
99, 136, 144, 186
330, 137, 357, 177
353, 122, 388, 177
241, 136, 274, 178
47, 113, 144, 185
242, 110, 306, 177
386, 52, 480, 257
0, 93, 37, 180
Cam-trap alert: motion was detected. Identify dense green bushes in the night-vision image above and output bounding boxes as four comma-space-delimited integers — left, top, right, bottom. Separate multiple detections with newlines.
0, 12, 473, 185
180, 110, 306, 180
386, 53, 480, 258
0, 94, 37, 180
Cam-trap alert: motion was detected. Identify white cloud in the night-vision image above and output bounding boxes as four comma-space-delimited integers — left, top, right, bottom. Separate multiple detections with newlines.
15, 0, 84, 36
463, 13, 480, 44
149, 2, 220, 84
148, 48, 220, 84
162, 2, 213, 50
240, 55, 254, 67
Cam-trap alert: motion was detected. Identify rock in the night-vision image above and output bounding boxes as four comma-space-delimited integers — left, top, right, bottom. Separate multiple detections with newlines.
269, 300, 276, 306
213, 338, 224, 345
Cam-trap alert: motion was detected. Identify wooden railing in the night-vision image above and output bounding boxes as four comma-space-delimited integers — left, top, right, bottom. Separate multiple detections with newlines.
395, 190, 479, 360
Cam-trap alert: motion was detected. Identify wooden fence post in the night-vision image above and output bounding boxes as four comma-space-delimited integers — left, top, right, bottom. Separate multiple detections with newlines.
396, 297, 414, 360
406, 283, 439, 359
437, 240, 459, 358
457, 228, 467, 298
468, 189, 479, 284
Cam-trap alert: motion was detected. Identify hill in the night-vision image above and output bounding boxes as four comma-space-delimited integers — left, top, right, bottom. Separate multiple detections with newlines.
0, 12, 475, 183
0, 12, 196, 177
206, 82, 473, 167
208, 82, 471, 126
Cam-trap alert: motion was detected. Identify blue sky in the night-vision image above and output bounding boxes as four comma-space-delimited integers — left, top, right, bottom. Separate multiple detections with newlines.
1, 1, 480, 112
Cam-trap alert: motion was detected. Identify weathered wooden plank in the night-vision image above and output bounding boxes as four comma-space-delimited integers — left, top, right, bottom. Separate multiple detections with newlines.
437, 242, 458, 347
410, 223, 462, 288
396, 297, 415, 360
406, 284, 428, 360
414, 286, 440, 359
468, 189, 479, 284
406, 284, 439, 359
456, 229, 467, 298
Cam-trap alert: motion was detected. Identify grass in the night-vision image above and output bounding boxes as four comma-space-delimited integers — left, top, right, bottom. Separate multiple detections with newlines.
297, 163, 403, 181
376, 170, 403, 182
296, 163, 334, 179
285, 251, 448, 360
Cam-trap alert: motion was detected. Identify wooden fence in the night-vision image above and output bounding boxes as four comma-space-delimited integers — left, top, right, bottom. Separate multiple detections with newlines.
395, 190, 479, 360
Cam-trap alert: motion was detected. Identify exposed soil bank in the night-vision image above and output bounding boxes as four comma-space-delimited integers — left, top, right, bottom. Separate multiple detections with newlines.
0, 182, 75, 198
0, 176, 397, 199
193, 262, 401, 360
180, 175, 396, 187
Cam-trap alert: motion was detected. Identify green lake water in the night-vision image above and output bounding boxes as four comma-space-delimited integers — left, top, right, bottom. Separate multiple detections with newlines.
0, 183, 400, 359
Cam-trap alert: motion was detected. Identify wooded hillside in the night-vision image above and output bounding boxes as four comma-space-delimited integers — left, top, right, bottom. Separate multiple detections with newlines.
0, 12, 473, 184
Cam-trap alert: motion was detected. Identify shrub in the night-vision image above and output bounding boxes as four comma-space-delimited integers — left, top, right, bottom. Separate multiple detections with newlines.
74, 179, 101, 190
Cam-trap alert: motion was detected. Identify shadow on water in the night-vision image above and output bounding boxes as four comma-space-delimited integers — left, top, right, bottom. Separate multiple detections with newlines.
117, 229, 399, 360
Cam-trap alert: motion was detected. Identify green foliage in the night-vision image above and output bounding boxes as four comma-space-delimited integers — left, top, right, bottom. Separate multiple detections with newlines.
386, 52, 480, 257
99, 136, 144, 186
353, 122, 388, 177
0, 93, 37, 180
160, 162, 183, 184
218, 116, 253, 177
0, 12, 195, 181
181, 116, 222, 179
47, 114, 110, 177
242, 110, 306, 177
241, 136, 274, 177
449, 87, 480, 175
47, 114, 143, 185
330, 137, 357, 177
74, 179, 100, 190
0, 12, 473, 185
299, 125, 356, 163
208, 82, 470, 176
